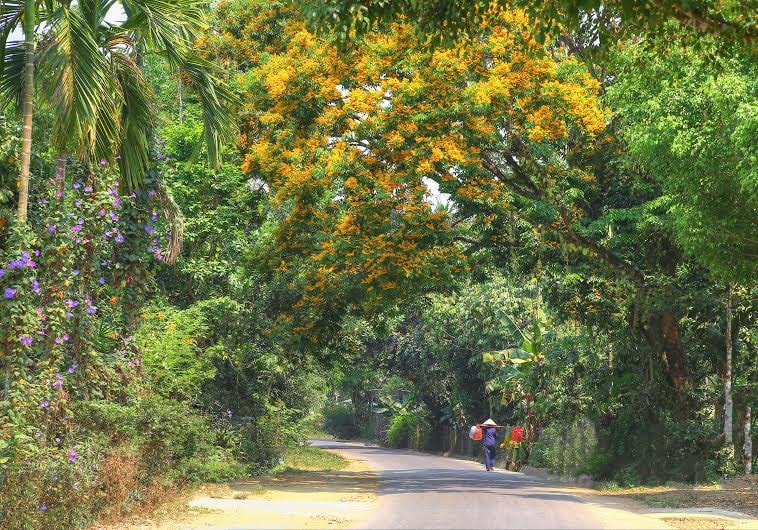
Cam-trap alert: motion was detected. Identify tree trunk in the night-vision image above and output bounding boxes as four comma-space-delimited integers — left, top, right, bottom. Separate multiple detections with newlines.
745, 405, 752, 475
660, 312, 688, 392
17, 0, 36, 223
725, 284, 733, 445
55, 154, 67, 199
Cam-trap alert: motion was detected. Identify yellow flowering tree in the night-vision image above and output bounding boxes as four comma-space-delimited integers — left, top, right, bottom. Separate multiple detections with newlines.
209, 1, 608, 341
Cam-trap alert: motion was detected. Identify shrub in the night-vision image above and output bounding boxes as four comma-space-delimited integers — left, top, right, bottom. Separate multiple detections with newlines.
0, 435, 109, 530
527, 417, 599, 477
322, 403, 358, 439
386, 411, 429, 449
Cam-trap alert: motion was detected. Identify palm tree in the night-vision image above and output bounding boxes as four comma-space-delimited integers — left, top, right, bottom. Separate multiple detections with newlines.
0, 0, 51, 223
0, 0, 236, 213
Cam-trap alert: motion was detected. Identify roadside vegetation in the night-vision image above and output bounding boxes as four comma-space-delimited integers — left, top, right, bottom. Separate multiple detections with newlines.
0, 0, 754, 528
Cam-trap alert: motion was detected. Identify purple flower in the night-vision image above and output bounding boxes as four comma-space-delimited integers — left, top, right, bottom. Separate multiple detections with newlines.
67, 449, 77, 462
55, 190, 63, 199
115, 234, 124, 243
86, 306, 97, 315
55, 336, 63, 345
72, 482, 79, 490
0, 269, 4, 278
99, 277, 105, 285
75, 200, 82, 208
4, 287, 16, 299
99, 209, 106, 217
41, 504, 47, 511
48, 225, 56, 233
68, 363, 78, 374
66, 299, 79, 308
34, 249, 40, 257
84, 185, 93, 193
226, 409, 233, 418
151, 212, 159, 221
72, 269, 79, 276
113, 197, 121, 208
41, 198, 49, 204
41, 400, 49, 408
109, 212, 119, 222
73, 182, 81, 189
101, 260, 109, 267
77, 218, 84, 225
54, 374, 63, 390
20, 334, 33, 346
65, 311, 73, 318
148, 190, 156, 198
55, 437, 61, 444
63, 333, 70, 342
101, 159, 107, 165
71, 225, 82, 233
144, 226, 153, 234
31, 279, 40, 294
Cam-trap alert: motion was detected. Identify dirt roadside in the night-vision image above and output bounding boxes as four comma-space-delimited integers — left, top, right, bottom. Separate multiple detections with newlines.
93, 450, 378, 530
570, 474, 758, 530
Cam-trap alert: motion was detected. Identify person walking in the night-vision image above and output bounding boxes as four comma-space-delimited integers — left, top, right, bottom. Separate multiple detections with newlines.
480, 418, 502, 471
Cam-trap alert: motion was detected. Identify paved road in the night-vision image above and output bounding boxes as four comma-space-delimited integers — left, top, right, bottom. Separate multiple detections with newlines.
311, 440, 663, 530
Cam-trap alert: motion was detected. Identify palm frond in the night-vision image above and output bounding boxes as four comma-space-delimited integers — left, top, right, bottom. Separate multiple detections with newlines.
121, 0, 206, 64
156, 179, 183, 264
112, 49, 155, 188
180, 54, 239, 168
0, 0, 24, 109
0, 40, 25, 110
39, 4, 114, 158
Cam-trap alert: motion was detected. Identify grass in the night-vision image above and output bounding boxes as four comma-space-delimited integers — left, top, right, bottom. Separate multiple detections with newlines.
272, 445, 349, 474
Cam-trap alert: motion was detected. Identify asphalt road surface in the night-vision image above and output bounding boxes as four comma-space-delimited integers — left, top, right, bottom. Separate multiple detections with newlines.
311, 439, 661, 530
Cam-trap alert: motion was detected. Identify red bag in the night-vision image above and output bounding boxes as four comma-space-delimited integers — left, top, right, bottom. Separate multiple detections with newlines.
469, 425, 482, 441
511, 426, 524, 443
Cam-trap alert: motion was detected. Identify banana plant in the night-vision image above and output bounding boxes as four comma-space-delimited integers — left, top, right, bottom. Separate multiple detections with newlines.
482, 315, 547, 404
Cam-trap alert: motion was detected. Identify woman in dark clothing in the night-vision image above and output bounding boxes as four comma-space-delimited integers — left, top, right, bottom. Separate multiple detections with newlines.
480, 418, 502, 471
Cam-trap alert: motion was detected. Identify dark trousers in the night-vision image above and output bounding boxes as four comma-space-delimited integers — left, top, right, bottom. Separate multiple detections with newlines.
484, 444, 496, 470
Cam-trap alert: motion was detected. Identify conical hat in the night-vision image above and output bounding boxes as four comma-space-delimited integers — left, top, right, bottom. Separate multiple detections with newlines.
482, 418, 497, 426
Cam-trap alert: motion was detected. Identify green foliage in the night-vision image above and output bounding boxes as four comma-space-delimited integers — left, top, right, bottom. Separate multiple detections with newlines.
528, 418, 600, 477
135, 304, 217, 401
322, 403, 358, 439
609, 48, 757, 284
274, 445, 348, 473
302, 0, 756, 52
386, 410, 430, 450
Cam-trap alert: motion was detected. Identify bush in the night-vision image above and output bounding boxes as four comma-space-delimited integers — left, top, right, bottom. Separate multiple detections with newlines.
526, 417, 599, 477
386, 411, 429, 449
322, 403, 358, 439
173, 452, 248, 483
0, 434, 110, 530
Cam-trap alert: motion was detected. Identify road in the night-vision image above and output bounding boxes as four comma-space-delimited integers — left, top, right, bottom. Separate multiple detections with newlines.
311, 439, 667, 530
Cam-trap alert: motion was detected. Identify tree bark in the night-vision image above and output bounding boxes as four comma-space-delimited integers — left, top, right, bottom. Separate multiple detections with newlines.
55, 154, 67, 199
660, 312, 688, 392
17, 0, 36, 223
745, 405, 752, 475
725, 284, 733, 445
